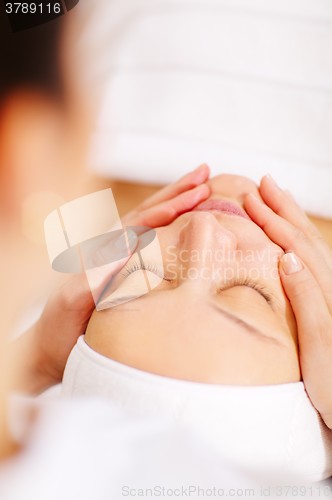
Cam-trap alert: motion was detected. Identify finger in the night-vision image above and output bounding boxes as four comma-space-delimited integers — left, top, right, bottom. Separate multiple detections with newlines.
124, 183, 210, 228
244, 193, 332, 306
259, 176, 332, 264
280, 252, 332, 424
260, 175, 324, 241
260, 175, 332, 269
135, 164, 210, 210
279, 252, 331, 337
244, 192, 316, 254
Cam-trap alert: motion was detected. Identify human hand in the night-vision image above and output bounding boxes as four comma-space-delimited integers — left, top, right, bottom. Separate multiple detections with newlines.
13, 165, 210, 393
244, 175, 332, 429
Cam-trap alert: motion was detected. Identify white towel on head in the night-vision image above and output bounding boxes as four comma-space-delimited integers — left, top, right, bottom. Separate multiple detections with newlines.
73, 0, 332, 218
0, 398, 260, 500
62, 336, 332, 483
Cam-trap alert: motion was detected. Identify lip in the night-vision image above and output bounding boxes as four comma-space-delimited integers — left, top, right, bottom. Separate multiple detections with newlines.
193, 199, 250, 220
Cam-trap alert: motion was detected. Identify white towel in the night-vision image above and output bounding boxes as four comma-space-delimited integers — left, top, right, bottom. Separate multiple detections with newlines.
62, 336, 332, 483
73, 0, 332, 218
0, 398, 257, 500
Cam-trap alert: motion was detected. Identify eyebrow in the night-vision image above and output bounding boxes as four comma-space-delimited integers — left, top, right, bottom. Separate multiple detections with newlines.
210, 303, 281, 345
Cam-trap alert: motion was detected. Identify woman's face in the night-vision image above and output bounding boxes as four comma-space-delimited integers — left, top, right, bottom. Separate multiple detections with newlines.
85, 174, 301, 385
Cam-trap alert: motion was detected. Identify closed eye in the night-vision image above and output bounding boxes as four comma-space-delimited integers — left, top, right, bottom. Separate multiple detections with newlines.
217, 278, 275, 306
120, 263, 276, 306
119, 261, 171, 282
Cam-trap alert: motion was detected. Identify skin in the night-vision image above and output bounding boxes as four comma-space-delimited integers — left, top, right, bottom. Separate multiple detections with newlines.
244, 176, 332, 429
8, 165, 211, 395
5, 166, 332, 465
85, 174, 301, 385
1, 165, 209, 459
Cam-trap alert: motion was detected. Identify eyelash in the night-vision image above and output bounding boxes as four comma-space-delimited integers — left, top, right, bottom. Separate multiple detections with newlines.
120, 263, 273, 304
119, 261, 172, 282
219, 278, 273, 305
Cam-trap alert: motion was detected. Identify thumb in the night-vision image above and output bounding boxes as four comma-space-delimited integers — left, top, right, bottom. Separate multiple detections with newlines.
279, 252, 331, 339
279, 252, 332, 423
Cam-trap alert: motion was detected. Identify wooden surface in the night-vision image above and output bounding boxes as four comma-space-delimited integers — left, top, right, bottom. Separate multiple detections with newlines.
110, 180, 332, 250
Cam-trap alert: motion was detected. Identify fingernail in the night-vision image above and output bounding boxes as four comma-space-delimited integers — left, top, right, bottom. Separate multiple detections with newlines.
191, 183, 209, 202
247, 193, 263, 204
265, 174, 281, 190
186, 165, 203, 178
193, 163, 208, 173
181, 165, 206, 185
182, 185, 208, 207
280, 252, 303, 275
191, 164, 209, 183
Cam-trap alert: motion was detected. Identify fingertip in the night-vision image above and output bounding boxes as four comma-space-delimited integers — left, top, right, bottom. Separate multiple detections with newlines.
191, 163, 210, 184
200, 162, 210, 173
244, 192, 264, 207
280, 252, 304, 276
191, 182, 210, 203
175, 183, 210, 212
261, 174, 282, 190
193, 162, 210, 172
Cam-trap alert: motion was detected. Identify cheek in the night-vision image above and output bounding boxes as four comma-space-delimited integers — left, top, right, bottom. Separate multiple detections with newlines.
218, 255, 279, 283
236, 238, 282, 273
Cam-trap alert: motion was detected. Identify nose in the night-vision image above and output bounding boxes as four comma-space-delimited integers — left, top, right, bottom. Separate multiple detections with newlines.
175, 212, 237, 284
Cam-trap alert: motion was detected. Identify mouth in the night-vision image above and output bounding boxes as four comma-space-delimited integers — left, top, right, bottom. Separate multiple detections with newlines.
193, 199, 250, 220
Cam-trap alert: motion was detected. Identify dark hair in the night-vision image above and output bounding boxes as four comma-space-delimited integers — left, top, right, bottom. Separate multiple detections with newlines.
0, 11, 64, 101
